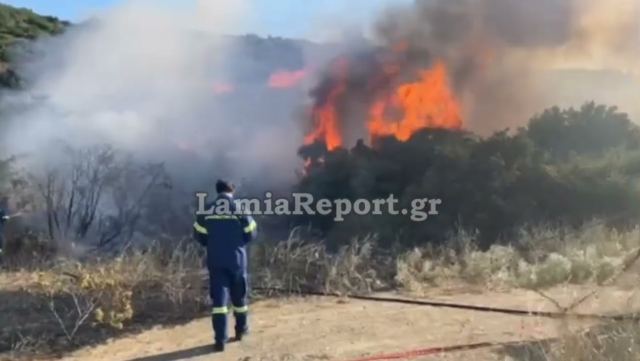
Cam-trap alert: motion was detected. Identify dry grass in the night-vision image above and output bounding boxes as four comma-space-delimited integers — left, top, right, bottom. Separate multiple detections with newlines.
1, 233, 392, 358
2, 222, 640, 359
394, 224, 640, 292
250, 232, 388, 295
0, 240, 208, 358
501, 321, 640, 361
391, 224, 640, 361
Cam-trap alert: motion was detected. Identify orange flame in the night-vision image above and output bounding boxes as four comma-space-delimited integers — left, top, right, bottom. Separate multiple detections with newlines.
303, 59, 348, 151
269, 69, 307, 89
303, 57, 462, 152
368, 60, 462, 141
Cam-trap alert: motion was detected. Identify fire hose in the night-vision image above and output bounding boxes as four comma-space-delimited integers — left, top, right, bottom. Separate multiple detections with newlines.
121, 252, 640, 361
249, 285, 631, 361
125, 208, 640, 360
343, 338, 558, 361
251, 286, 640, 322
251, 244, 640, 361
253, 238, 640, 361
247, 286, 637, 361
250, 210, 640, 321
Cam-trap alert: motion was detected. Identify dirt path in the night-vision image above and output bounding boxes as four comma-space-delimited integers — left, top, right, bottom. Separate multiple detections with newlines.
58, 286, 640, 361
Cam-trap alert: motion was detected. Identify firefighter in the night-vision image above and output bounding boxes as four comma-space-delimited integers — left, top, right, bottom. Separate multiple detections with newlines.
193, 180, 258, 352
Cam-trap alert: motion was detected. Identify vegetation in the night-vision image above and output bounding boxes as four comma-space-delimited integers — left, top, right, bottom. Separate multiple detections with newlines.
394, 223, 640, 291
500, 320, 640, 361
0, 4, 639, 361
3, 222, 640, 357
298, 103, 640, 249
0, 3, 68, 88
0, 241, 207, 356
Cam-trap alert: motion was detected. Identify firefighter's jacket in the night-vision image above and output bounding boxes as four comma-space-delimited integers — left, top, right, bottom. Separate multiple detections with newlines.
193, 194, 257, 273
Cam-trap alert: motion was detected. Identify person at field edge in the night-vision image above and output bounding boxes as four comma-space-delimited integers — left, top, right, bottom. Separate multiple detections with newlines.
193, 180, 258, 352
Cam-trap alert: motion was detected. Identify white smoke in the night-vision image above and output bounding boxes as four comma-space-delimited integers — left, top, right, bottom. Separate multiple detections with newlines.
0, 0, 303, 190
3, 0, 639, 185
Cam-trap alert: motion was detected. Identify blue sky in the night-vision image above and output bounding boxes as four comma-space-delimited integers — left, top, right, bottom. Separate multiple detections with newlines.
3, 0, 408, 38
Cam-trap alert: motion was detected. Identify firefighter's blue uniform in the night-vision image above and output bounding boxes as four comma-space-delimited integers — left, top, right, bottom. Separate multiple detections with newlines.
193, 193, 257, 346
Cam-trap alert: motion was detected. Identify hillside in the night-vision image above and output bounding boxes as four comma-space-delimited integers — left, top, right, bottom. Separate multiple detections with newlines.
0, 3, 68, 88
0, 4, 330, 90
2, 4, 640, 360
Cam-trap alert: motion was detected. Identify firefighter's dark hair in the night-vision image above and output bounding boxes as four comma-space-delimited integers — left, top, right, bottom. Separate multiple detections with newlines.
216, 179, 235, 194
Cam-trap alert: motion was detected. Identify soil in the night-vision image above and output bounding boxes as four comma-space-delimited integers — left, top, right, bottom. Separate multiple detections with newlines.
56, 285, 640, 361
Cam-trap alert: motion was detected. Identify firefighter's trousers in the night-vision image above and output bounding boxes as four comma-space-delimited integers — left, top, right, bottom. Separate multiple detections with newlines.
209, 268, 249, 343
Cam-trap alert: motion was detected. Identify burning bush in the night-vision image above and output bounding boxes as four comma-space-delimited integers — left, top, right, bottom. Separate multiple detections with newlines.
296, 103, 640, 249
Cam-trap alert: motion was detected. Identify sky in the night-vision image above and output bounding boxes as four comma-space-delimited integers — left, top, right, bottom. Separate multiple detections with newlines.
3, 0, 410, 39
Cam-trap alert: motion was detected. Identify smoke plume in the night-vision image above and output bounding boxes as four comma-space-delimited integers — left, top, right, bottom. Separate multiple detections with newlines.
2, 0, 639, 189
303, 0, 640, 147
0, 0, 304, 192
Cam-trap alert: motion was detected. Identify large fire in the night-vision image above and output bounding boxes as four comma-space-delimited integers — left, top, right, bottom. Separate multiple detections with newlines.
303, 57, 463, 150
368, 61, 462, 141
303, 58, 349, 151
